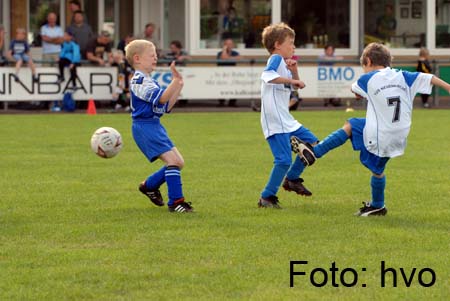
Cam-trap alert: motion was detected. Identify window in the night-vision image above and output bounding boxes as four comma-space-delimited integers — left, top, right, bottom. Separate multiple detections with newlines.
163, 0, 186, 50
199, 0, 271, 49
282, 0, 351, 49
436, 0, 450, 48
364, 0, 426, 48
29, 0, 60, 46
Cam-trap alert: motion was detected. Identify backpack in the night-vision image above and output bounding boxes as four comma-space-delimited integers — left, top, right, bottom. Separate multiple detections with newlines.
62, 92, 76, 112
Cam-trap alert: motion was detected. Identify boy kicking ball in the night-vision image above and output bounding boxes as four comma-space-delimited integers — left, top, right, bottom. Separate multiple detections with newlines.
125, 40, 193, 213
292, 42, 450, 216
258, 23, 321, 209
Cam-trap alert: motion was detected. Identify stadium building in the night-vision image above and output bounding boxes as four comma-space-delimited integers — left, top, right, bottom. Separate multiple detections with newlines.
1, 0, 450, 59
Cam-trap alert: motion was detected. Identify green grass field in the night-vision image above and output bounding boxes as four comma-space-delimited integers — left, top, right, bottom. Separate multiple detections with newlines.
0, 110, 449, 300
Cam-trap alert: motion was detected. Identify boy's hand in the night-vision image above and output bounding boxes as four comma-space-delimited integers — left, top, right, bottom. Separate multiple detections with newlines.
353, 92, 364, 100
292, 79, 305, 89
285, 59, 298, 72
170, 61, 183, 82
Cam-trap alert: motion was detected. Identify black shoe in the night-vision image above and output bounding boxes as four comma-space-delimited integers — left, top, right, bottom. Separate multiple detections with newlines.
282, 178, 312, 196
355, 202, 387, 217
56, 77, 65, 84
32, 75, 39, 83
290, 136, 316, 166
139, 182, 164, 206
258, 195, 282, 209
13, 74, 19, 82
168, 198, 194, 213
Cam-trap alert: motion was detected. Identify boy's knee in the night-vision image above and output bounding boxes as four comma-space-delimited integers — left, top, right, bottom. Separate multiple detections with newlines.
168, 158, 184, 169
342, 121, 352, 136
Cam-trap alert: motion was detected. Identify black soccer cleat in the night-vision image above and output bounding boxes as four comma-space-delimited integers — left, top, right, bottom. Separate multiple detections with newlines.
290, 136, 316, 166
168, 198, 194, 213
258, 195, 282, 209
139, 182, 164, 206
282, 177, 312, 196
355, 202, 388, 217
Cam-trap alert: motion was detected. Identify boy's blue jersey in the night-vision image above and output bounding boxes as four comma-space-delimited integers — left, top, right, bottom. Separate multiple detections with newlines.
60, 41, 80, 63
129, 70, 169, 120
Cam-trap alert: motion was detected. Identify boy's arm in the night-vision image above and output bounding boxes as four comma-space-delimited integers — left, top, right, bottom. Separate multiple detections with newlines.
159, 62, 183, 105
431, 75, 450, 94
269, 76, 305, 89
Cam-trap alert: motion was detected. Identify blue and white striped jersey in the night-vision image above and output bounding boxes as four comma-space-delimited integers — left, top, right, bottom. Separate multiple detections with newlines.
352, 67, 433, 157
130, 70, 168, 120
260, 54, 301, 139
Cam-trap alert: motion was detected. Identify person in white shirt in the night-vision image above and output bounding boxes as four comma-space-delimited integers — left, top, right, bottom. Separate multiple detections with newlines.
292, 42, 450, 216
40, 12, 64, 64
258, 23, 320, 209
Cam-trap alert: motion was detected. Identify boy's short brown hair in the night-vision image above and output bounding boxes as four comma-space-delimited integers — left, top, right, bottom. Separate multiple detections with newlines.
125, 39, 154, 67
261, 22, 295, 53
360, 43, 392, 67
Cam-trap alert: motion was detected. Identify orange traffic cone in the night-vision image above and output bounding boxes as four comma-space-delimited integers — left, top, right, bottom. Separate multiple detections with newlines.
87, 99, 97, 115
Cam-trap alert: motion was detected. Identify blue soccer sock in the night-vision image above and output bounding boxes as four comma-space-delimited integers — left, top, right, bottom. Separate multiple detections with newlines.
370, 175, 386, 208
313, 128, 349, 158
286, 156, 305, 180
145, 166, 167, 190
165, 166, 183, 206
261, 163, 290, 198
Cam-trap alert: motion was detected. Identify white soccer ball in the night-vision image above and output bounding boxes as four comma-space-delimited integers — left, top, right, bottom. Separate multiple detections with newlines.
90, 127, 123, 158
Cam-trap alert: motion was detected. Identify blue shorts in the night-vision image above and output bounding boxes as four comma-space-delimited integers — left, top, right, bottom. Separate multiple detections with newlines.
348, 118, 389, 175
267, 126, 319, 165
132, 119, 174, 162
13, 53, 30, 63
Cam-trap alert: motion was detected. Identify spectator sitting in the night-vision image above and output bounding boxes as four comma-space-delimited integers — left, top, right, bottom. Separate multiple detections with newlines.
111, 49, 132, 111
318, 44, 343, 106
0, 24, 6, 66
40, 12, 64, 65
164, 40, 191, 66
57, 30, 80, 89
216, 38, 241, 107
163, 40, 190, 106
86, 31, 113, 66
67, 10, 93, 59
7, 28, 38, 82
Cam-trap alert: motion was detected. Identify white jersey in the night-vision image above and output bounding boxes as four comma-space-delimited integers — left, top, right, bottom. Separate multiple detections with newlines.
260, 54, 301, 138
352, 67, 433, 157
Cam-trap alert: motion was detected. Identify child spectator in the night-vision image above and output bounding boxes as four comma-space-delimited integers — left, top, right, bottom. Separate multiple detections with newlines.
7, 28, 38, 82
111, 49, 132, 111
58, 30, 80, 89
292, 42, 450, 216
125, 39, 193, 213
416, 47, 432, 108
258, 23, 319, 209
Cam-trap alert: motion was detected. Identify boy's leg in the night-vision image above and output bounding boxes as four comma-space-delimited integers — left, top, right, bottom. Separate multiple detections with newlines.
259, 134, 291, 208
160, 148, 193, 212
139, 166, 167, 206
70, 64, 78, 87
313, 125, 350, 158
284, 126, 319, 196
370, 174, 386, 209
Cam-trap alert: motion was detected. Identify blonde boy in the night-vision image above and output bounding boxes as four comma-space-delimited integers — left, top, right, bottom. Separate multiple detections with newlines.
125, 40, 193, 213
